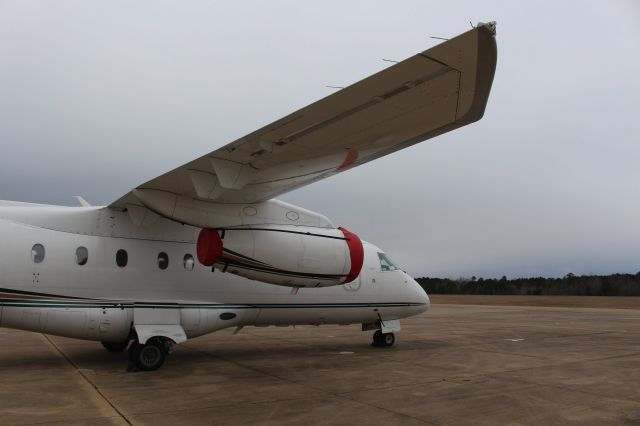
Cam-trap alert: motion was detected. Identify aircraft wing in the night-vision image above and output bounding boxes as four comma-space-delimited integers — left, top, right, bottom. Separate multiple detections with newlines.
109, 23, 497, 226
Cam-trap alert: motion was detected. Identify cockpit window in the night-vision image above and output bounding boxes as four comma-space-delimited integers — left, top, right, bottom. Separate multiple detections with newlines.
377, 252, 399, 271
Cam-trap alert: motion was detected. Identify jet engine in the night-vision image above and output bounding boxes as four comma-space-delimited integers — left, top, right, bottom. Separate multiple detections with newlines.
196, 225, 364, 288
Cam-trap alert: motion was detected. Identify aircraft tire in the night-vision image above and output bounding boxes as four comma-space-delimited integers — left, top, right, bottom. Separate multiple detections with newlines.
381, 332, 395, 347
130, 339, 166, 371
101, 340, 129, 352
372, 330, 383, 346
128, 341, 138, 363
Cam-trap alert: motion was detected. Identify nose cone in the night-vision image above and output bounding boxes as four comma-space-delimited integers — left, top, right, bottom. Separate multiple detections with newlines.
410, 276, 430, 313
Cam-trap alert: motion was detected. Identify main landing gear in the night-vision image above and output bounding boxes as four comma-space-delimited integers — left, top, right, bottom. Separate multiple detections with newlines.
128, 337, 171, 371
372, 330, 395, 347
102, 335, 174, 371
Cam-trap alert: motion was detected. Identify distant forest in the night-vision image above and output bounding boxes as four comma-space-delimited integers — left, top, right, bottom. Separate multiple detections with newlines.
416, 273, 640, 296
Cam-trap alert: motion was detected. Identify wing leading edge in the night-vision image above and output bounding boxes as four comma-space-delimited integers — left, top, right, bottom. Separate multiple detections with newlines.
110, 22, 497, 227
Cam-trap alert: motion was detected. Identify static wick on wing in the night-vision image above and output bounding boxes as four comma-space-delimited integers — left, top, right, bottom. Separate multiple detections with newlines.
72, 196, 92, 207
330, 59, 399, 87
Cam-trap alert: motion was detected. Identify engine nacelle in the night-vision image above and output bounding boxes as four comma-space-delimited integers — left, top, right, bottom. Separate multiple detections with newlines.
197, 225, 364, 288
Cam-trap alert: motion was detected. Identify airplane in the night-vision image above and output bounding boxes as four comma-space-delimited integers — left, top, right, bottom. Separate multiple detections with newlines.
0, 23, 497, 371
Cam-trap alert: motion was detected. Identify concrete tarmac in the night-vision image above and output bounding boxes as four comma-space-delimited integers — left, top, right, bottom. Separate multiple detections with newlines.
1, 299, 640, 425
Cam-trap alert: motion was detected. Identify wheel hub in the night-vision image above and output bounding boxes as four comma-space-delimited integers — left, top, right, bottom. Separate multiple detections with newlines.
140, 345, 162, 367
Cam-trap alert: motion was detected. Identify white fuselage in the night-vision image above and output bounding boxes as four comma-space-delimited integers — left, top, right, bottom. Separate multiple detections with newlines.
0, 202, 429, 343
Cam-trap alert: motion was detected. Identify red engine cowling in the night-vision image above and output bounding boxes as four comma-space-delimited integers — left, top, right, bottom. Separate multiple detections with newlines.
197, 225, 364, 288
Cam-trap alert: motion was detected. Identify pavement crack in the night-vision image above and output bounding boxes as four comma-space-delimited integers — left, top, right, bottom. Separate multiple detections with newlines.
41, 334, 132, 426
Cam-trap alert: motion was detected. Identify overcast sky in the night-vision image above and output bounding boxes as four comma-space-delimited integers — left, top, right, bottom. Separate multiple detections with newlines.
1, 1, 639, 279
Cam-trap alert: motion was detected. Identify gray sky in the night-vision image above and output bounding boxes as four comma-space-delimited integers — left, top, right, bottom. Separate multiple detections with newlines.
1, 1, 639, 279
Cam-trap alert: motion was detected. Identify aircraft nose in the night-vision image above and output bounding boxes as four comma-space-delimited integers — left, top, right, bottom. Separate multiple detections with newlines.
409, 275, 430, 312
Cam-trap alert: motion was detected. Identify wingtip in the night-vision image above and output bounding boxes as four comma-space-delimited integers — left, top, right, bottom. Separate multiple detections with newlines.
477, 21, 497, 36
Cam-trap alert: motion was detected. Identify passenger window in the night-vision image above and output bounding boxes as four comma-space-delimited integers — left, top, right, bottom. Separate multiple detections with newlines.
158, 252, 169, 270
75, 246, 88, 266
31, 244, 45, 263
116, 249, 128, 268
183, 254, 195, 271
377, 252, 398, 271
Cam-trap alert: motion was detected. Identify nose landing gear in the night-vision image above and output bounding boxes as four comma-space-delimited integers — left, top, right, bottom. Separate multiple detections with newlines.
372, 330, 395, 347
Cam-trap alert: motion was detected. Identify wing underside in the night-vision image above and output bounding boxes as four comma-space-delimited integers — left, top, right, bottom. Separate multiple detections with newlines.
110, 23, 497, 227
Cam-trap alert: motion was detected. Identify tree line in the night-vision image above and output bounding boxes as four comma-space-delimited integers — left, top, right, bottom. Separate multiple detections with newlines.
415, 273, 640, 296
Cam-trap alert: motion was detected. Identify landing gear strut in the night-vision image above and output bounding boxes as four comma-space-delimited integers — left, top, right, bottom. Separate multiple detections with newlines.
372, 330, 395, 347
128, 338, 169, 371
